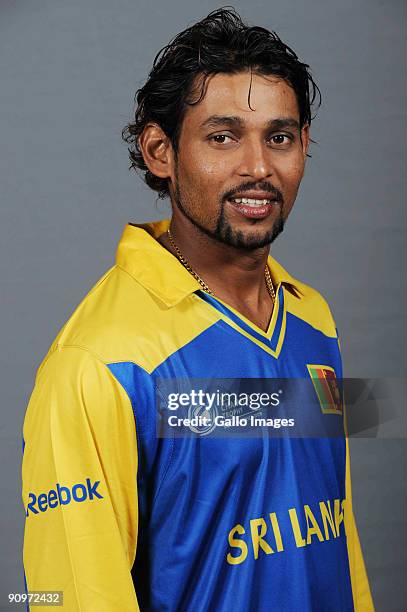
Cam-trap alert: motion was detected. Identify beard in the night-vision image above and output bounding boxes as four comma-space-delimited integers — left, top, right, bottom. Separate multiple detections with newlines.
172, 166, 286, 250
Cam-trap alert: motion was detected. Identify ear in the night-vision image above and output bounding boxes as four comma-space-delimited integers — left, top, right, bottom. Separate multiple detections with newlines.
300, 123, 310, 157
138, 122, 175, 180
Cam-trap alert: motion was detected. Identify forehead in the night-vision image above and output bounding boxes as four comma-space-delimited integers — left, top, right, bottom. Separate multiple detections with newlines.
184, 72, 300, 128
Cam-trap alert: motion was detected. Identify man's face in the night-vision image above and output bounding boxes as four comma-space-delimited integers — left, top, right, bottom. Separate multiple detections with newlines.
169, 71, 310, 250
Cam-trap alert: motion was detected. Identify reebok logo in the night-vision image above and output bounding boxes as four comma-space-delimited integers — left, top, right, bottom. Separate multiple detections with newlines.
26, 478, 103, 516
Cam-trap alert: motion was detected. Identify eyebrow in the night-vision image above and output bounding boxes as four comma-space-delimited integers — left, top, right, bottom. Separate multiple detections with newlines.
199, 115, 300, 131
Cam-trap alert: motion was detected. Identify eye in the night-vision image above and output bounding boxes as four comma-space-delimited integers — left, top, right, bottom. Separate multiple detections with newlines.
269, 134, 293, 146
209, 134, 235, 144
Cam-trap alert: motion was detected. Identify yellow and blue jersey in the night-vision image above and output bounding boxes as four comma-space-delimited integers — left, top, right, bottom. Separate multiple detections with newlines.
22, 218, 374, 611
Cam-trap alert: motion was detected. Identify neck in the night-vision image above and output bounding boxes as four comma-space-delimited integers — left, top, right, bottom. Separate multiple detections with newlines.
158, 214, 272, 308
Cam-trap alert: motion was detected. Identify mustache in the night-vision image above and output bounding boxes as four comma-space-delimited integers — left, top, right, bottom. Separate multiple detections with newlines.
222, 181, 284, 203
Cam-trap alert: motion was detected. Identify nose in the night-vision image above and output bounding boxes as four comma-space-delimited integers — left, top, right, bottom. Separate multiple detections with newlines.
236, 139, 273, 180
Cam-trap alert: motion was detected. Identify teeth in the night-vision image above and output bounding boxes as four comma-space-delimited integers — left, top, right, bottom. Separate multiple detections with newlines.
231, 197, 272, 206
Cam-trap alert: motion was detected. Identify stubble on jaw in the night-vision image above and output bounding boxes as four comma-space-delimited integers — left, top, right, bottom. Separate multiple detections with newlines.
172, 165, 286, 251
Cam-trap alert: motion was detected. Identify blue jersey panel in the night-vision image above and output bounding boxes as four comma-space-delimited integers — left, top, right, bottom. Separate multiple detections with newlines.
108, 297, 353, 612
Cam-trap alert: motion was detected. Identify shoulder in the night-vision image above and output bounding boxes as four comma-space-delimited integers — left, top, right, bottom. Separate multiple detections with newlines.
40, 264, 166, 370
285, 280, 337, 338
270, 256, 338, 339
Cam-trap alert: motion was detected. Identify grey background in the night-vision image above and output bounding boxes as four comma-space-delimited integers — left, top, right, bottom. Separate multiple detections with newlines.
1, 0, 406, 609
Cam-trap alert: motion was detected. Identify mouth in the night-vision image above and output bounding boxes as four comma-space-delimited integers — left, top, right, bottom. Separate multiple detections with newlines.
226, 196, 279, 219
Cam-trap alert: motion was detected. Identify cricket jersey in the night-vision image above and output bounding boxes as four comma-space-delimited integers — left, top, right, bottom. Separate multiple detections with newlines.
22, 218, 374, 611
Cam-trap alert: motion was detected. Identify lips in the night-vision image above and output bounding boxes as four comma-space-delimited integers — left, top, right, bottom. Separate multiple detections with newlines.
226, 197, 278, 219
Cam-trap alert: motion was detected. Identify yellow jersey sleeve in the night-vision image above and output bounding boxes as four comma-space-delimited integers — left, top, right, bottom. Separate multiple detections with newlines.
22, 346, 139, 611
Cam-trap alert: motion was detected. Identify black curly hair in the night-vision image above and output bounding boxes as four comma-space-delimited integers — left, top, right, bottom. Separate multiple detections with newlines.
122, 7, 321, 199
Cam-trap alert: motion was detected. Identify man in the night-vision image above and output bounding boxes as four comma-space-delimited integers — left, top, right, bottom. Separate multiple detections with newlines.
22, 8, 374, 611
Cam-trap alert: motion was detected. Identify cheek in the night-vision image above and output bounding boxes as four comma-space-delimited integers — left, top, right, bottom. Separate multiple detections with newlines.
178, 146, 229, 190
276, 155, 305, 193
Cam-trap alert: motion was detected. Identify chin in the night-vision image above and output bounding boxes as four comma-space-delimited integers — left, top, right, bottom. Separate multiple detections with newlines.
218, 223, 284, 250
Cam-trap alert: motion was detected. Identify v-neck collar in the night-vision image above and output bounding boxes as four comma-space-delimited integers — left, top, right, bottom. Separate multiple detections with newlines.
195, 282, 286, 358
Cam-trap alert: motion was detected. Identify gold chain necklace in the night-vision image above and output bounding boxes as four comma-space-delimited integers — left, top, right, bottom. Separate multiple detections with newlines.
167, 228, 276, 303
